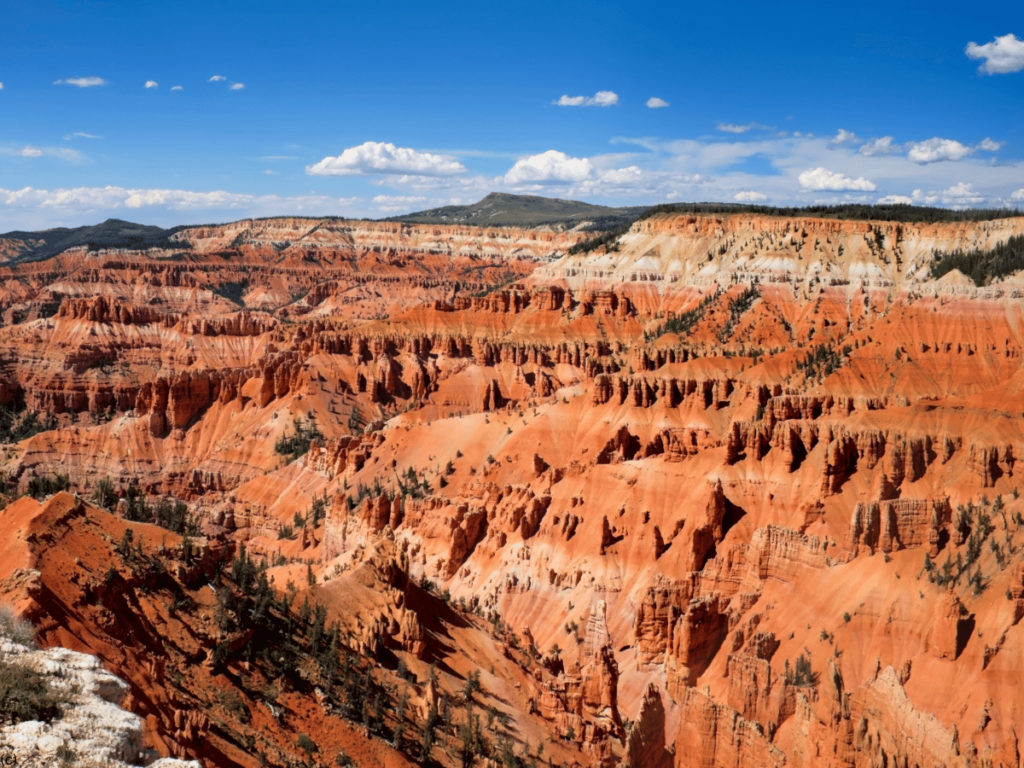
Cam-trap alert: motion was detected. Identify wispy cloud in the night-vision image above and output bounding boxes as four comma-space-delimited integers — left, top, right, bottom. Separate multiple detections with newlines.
859, 136, 901, 156
307, 142, 466, 177
0, 185, 362, 215
261, 155, 298, 161
145, 80, 158, 89
209, 75, 226, 82
171, 85, 183, 91
3, 146, 84, 162
372, 194, 427, 212
646, 97, 669, 109
53, 76, 107, 88
965, 33, 1024, 74
229, 83, 245, 90
716, 122, 766, 134
555, 90, 619, 107
0, 83, 4, 91
63, 132, 102, 140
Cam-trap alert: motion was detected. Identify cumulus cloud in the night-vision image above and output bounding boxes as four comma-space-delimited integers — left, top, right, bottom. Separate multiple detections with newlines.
555, 91, 618, 107
907, 137, 974, 164
937, 182, 986, 206
53, 76, 107, 88
145, 80, 158, 89
63, 132, 101, 140
1012, 189, 1024, 201
209, 75, 226, 82
306, 141, 466, 177
504, 150, 593, 184
229, 83, 245, 90
646, 97, 669, 108
965, 33, 1024, 74
830, 129, 859, 145
978, 138, 1004, 151
734, 191, 767, 202
798, 167, 877, 192
171, 85, 183, 91
877, 195, 914, 205
20, 146, 43, 158
859, 136, 901, 156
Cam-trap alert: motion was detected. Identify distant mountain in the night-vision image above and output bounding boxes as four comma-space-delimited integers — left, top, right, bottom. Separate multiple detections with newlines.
386, 192, 650, 229
0, 219, 190, 264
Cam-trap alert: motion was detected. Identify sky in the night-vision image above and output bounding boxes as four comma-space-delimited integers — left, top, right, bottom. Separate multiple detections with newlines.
1, 0, 1022, 230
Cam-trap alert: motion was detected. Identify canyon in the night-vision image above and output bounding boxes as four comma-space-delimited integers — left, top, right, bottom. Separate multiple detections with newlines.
2, 203, 1024, 768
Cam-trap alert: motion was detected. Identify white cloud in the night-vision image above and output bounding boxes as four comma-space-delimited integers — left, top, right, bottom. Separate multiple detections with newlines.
877, 195, 913, 205
306, 141, 466, 177
734, 190, 767, 202
907, 137, 974, 164
830, 129, 859, 145
798, 167, 877, 192
0, 83, 4, 90
5, 146, 84, 162
646, 97, 669, 108
53, 77, 107, 88
171, 85, 183, 91
1012, 189, 1024, 201
63, 132, 101, 140
372, 194, 428, 212
145, 80, 158, 89
262, 155, 298, 161
209, 75, 226, 82
965, 33, 1024, 75
555, 90, 618, 107
717, 123, 762, 134
229, 83, 245, 90
504, 150, 593, 184
0, 185, 362, 216
978, 138, 1004, 152
937, 182, 986, 206
859, 136, 900, 156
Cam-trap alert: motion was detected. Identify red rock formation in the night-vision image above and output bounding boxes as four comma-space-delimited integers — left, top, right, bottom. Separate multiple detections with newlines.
620, 684, 673, 768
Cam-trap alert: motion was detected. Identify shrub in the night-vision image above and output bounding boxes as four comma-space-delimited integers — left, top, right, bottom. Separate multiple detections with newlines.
92, 477, 117, 509
297, 733, 318, 756
0, 655, 69, 724
0, 605, 35, 647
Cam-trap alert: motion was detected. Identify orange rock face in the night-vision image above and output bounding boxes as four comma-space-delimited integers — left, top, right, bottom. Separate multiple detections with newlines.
3, 211, 1024, 767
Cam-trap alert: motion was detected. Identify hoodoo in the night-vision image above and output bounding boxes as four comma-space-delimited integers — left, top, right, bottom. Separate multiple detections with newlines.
2, 200, 1024, 767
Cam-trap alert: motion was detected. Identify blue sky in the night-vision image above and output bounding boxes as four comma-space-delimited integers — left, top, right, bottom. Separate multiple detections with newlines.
1, 0, 1022, 229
